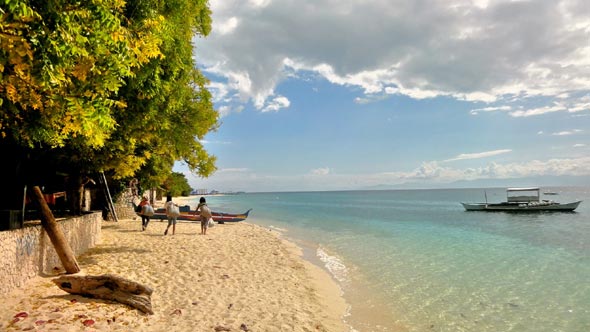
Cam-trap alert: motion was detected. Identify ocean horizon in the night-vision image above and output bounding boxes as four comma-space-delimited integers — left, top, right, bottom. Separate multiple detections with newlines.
184, 186, 590, 332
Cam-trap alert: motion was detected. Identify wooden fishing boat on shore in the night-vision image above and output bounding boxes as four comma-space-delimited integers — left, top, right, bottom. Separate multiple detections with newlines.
461, 187, 582, 212
151, 205, 252, 223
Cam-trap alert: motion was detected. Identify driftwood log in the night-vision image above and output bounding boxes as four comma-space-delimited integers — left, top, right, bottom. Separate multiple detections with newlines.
53, 274, 154, 314
32, 186, 80, 274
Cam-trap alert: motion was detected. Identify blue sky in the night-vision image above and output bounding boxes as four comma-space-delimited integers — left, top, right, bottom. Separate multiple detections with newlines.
176, 0, 590, 192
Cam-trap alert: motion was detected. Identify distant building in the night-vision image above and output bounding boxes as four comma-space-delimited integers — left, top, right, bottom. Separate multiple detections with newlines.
193, 189, 208, 195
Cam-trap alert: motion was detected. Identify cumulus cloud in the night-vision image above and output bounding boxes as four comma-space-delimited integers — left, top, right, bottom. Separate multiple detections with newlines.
197, 0, 590, 113
261, 95, 290, 112
386, 156, 590, 184
188, 156, 590, 192
310, 167, 331, 176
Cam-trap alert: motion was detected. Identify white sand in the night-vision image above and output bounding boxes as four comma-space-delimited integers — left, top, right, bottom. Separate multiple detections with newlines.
0, 218, 348, 331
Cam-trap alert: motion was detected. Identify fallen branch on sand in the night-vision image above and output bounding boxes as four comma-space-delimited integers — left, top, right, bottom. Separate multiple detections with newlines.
52, 274, 154, 314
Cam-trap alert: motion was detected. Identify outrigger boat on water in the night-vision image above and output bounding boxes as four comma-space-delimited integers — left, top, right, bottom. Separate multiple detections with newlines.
151, 205, 252, 223
461, 187, 582, 212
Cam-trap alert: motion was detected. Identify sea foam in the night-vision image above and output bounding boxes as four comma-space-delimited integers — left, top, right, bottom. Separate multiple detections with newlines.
317, 246, 349, 285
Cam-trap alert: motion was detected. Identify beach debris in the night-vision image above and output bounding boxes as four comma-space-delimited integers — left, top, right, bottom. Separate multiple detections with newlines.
192, 301, 199, 305
221, 274, 230, 279
240, 323, 249, 331
172, 309, 182, 315
21, 327, 34, 331
53, 274, 154, 315
214, 326, 231, 331
70, 299, 78, 304
228, 303, 233, 309
14, 312, 29, 318
35, 320, 47, 326
82, 319, 95, 327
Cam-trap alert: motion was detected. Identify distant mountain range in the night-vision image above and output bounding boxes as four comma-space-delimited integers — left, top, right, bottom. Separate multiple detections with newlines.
363, 175, 590, 191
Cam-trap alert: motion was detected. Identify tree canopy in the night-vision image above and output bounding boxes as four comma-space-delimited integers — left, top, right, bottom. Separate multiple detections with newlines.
0, 0, 218, 212
162, 172, 193, 197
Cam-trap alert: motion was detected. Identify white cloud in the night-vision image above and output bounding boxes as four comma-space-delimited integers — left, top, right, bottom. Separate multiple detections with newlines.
217, 168, 249, 173
248, 0, 271, 8
573, 143, 586, 147
198, 0, 590, 113
199, 139, 232, 145
216, 17, 239, 35
551, 129, 583, 136
509, 104, 566, 118
261, 95, 290, 112
188, 156, 590, 192
444, 149, 512, 162
310, 167, 331, 176
470, 106, 512, 115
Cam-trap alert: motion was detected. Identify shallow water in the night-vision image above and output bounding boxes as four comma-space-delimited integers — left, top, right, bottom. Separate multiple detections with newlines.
189, 187, 590, 332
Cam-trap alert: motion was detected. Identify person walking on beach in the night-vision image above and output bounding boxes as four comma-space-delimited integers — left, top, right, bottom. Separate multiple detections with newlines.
196, 197, 212, 235
138, 197, 153, 231
164, 195, 180, 235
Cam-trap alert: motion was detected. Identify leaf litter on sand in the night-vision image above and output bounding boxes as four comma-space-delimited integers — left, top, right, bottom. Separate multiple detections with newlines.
14, 312, 28, 318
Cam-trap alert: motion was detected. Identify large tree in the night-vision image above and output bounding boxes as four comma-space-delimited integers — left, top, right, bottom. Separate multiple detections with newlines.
0, 0, 218, 214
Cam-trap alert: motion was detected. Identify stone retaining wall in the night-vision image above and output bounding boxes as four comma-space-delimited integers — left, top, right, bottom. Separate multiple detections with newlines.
114, 201, 137, 220
0, 212, 102, 296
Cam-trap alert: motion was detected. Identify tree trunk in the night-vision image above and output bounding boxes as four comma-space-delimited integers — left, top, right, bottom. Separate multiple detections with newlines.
53, 274, 154, 314
32, 186, 80, 274
65, 173, 83, 216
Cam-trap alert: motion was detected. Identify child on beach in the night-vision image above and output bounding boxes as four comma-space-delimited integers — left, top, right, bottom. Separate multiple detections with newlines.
196, 197, 212, 235
164, 195, 180, 235
138, 197, 153, 231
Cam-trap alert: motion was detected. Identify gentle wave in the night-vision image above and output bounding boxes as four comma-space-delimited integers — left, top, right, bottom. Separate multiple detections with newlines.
317, 246, 349, 285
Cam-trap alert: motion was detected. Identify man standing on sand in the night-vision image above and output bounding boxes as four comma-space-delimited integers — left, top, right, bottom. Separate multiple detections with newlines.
164, 195, 179, 235
196, 197, 212, 235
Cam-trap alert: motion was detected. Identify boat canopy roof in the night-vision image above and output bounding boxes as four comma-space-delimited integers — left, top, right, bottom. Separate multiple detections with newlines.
506, 187, 540, 203
507, 187, 540, 192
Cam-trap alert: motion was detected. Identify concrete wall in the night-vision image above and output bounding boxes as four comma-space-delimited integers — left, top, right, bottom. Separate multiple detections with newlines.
0, 212, 102, 296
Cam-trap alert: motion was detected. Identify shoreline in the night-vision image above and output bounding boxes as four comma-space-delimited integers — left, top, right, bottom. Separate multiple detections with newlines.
0, 218, 348, 331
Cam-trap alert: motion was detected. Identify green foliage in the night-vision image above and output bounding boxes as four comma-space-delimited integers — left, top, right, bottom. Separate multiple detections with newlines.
0, 0, 162, 147
1, 0, 219, 206
163, 172, 192, 197
108, 0, 218, 186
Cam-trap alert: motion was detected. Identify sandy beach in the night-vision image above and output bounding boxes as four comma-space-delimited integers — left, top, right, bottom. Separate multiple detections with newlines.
0, 216, 347, 331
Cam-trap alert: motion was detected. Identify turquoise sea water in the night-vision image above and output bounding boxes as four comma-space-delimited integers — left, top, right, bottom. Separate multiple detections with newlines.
186, 187, 590, 332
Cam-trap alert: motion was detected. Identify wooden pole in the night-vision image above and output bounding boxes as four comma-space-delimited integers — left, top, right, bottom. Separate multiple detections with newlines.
101, 172, 119, 222
32, 186, 80, 274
